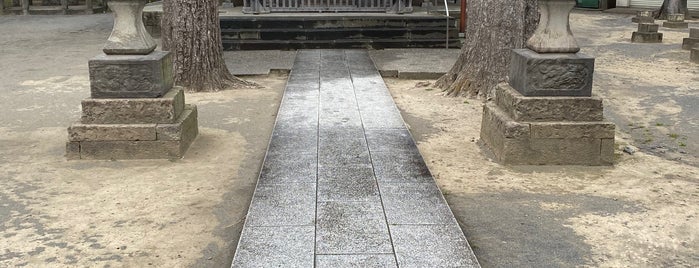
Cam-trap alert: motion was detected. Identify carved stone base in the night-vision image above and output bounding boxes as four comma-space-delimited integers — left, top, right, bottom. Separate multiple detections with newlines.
631, 10, 654, 23
89, 51, 173, 98
508, 49, 594, 97
67, 87, 198, 160
632, 32, 663, 43
480, 83, 615, 166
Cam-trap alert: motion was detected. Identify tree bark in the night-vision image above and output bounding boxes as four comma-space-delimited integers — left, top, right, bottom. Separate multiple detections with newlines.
161, 0, 255, 92
656, 0, 689, 20
435, 0, 539, 98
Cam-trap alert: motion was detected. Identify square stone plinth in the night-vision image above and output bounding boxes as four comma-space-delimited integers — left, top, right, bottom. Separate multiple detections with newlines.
480, 84, 615, 166
691, 48, 699, 64
89, 51, 173, 98
509, 49, 595, 97
66, 105, 198, 160
480, 103, 615, 166
81, 87, 184, 124
632, 32, 663, 43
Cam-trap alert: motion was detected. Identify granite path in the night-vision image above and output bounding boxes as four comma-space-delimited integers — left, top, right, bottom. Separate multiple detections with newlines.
231, 49, 480, 267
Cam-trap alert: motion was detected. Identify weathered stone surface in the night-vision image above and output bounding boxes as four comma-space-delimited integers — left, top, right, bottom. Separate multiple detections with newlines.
65, 142, 81, 160
530, 121, 615, 139
691, 47, 699, 64
81, 87, 184, 124
601, 138, 616, 164
245, 183, 316, 227
509, 49, 594, 97
631, 16, 654, 23
103, 0, 156, 55
480, 102, 614, 166
316, 254, 398, 268
89, 51, 173, 98
526, 0, 580, 53
68, 123, 157, 141
495, 83, 604, 122
391, 224, 479, 267
683, 36, 699, 50
691, 28, 699, 38
668, 13, 685, 22
632, 32, 663, 43
155, 105, 198, 141
638, 23, 659, 33
231, 226, 315, 268
315, 201, 393, 254
632, 10, 654, 23
78, 140, 183, 160
663, 21, 688, 29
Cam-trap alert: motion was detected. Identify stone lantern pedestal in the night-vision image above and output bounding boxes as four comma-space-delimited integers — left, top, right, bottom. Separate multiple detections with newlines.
67, 0, 198, 160
480, 0, 615, 165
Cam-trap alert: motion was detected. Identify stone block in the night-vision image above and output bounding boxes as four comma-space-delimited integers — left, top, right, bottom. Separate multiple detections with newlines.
81, 87, 184, 124
65, 142, 81, 160
89, 51, 173, 98
632, 32, 663, 43
390, 224, 478, 267
156, 105, 198, 141
495, 83, 604, 122
691, 28, 699, 38
663, 21, 688, 29
78, 140, 184, 160
480, 102, 614, 166
530, 122, 615, 139
601, 138, 616, 164
68, 123, 157, 141
682, 38, 699, 50
691, 48, 699, 64
509, 49, 595, 97
638, 23, 659, 33
315, 201, 393, 254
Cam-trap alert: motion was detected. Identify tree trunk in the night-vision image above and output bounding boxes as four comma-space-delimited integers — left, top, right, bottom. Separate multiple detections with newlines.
435, 0, 539, 98
161, 0, 255, 92
656, 0, 689, 20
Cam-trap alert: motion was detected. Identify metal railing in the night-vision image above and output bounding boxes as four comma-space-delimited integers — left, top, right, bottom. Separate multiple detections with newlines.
243, 0, 412, 14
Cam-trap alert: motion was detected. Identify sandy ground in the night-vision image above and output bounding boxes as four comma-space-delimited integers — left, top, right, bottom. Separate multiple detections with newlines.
385, 12, 699, 267
0, 14, 286, 267
1, 10, 698, 268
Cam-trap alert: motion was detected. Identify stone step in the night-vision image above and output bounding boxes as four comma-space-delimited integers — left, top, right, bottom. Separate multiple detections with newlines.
219, 15, 460, 50
221, 27, 458, 40
223, 38, 461, 50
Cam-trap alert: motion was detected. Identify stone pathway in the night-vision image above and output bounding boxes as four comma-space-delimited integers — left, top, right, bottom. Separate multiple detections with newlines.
231, 49, 480, 267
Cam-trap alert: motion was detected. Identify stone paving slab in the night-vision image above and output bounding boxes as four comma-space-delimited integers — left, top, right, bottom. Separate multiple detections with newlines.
231, 49, 479, 267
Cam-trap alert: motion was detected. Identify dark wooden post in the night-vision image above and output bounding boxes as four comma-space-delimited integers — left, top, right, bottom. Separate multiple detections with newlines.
85, 0, 93, 14
21, 0, 29, 15
0, 0, 5, 15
